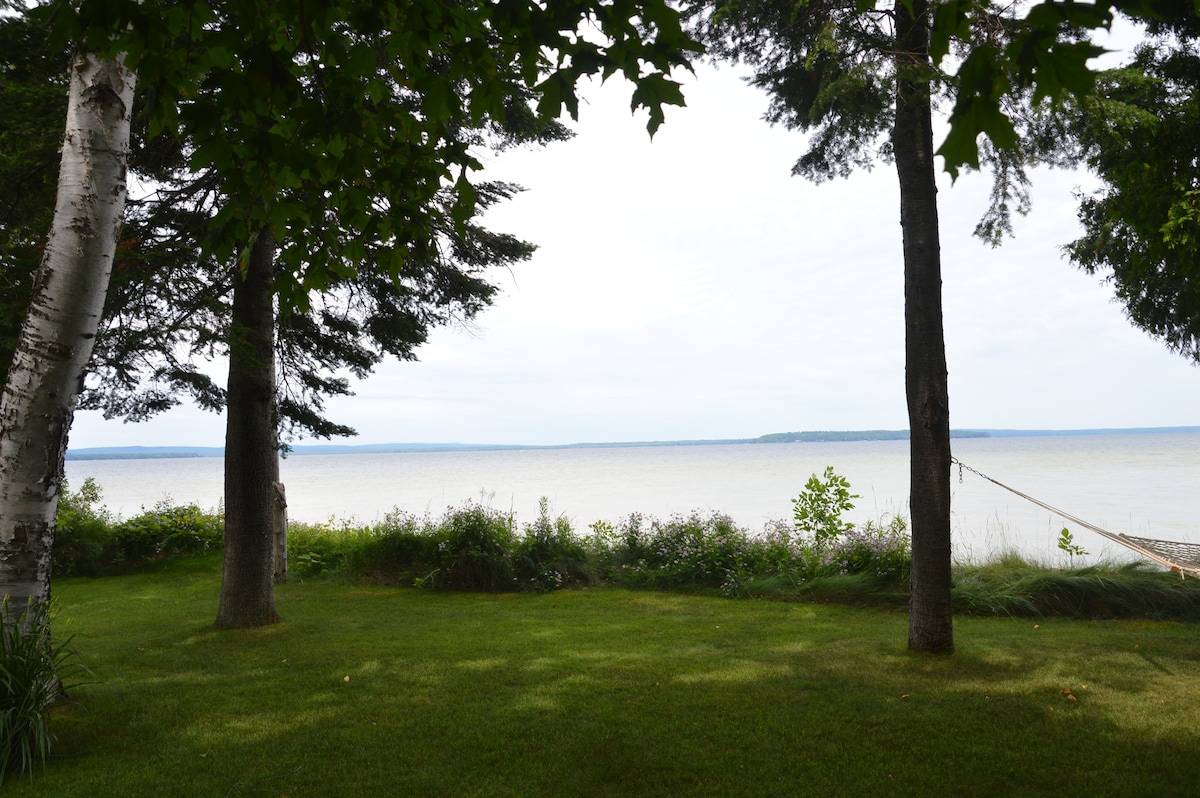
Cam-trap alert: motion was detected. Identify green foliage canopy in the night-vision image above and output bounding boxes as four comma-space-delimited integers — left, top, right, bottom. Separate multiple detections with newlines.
923, 0, 1199, 176
48, 0, 701, 309
0, 12, 68, 378
695, 0, 899, 183
1064, 42, 1200, 362
15, 0, 701, 439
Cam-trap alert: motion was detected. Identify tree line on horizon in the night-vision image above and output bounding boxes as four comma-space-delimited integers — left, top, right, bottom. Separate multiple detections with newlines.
59, 425, 1200, 461
0, 0, 1197, 662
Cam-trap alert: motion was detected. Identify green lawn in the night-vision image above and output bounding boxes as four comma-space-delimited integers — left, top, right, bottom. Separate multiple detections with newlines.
13, 557, 1200, 796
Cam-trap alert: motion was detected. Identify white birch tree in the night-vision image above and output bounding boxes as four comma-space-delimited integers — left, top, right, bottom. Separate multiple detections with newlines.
0, 49, 136, 612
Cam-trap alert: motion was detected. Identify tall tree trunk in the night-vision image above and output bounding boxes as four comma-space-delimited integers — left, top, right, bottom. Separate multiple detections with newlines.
893, 0, 954, 654
215, 227, 281, 628
0, 52, 135, 613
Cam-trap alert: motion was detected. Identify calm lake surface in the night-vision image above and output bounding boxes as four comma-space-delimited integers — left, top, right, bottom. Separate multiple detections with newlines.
65, 431, 1200, 564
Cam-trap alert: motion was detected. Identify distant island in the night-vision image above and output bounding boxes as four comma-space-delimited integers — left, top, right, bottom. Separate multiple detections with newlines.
64, 426, 1200, 461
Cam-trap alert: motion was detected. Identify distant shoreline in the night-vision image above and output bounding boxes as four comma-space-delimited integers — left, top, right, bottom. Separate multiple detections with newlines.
64, 426, 1200, 461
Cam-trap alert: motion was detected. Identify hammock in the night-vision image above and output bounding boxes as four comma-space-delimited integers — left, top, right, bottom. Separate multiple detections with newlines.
952, 457, 1200, 579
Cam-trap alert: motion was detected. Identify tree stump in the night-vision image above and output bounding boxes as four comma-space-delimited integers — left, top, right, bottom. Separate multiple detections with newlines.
272, 482, 288, 584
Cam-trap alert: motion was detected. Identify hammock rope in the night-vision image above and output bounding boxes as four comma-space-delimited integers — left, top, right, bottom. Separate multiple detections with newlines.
951, 456, 1200, 579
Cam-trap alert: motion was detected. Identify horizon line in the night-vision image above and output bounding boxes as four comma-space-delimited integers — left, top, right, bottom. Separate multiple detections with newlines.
65, 425, 1200, 461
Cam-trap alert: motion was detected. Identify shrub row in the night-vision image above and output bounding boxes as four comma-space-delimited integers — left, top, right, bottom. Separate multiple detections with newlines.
52, 478, 1200, 620
285, 499, 601, 592
290, 499, 914, 594
54, 481, 911, 593
285, 501, 911, 595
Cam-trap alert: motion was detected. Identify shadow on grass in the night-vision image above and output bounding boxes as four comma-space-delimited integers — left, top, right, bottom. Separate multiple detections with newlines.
21, 573, 1200, 797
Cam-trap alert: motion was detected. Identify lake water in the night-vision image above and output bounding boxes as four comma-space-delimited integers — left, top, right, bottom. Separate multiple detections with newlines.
65, 431, 1200, 565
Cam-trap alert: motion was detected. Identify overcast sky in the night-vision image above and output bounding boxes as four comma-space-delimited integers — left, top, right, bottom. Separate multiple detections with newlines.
68, 28, 1199, 450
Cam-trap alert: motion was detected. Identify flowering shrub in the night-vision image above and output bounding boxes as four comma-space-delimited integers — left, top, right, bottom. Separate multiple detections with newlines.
598, 506, 910, 595
736, 519, 813, 588
818, 515, 911, 581
605, 511, 756, 590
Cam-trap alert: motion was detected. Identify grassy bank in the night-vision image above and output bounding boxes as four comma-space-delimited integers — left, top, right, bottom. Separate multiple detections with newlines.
9, 558, 1200, 797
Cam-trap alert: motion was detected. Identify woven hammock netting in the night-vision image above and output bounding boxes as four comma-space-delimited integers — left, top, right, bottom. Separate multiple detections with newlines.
952, 457, 1200, 579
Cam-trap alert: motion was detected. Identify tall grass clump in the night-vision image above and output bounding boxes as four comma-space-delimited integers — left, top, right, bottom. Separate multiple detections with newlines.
953, 553, 1200, 620
0, 601, 88, 785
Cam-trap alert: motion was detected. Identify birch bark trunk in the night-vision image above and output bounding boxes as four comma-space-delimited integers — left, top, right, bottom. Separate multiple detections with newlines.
0, 51, 136, 612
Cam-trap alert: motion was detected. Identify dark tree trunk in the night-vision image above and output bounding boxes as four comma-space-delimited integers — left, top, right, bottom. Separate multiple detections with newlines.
893, 0, 954, 654
215, 227, 281, 628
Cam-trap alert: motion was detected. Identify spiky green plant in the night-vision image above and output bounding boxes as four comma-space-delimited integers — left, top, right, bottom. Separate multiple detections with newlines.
0, 600, 89, 784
